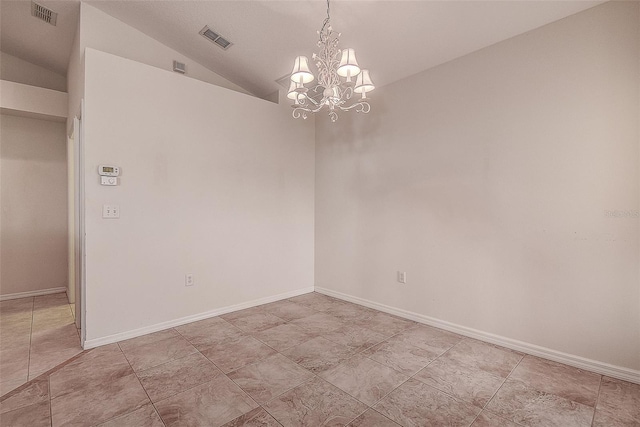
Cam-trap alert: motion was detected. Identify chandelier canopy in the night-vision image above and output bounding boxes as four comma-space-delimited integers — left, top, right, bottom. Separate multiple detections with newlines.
288, 0, 375, 122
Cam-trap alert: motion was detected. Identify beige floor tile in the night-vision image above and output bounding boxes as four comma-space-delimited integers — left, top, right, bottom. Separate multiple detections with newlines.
288, 293, 345, 312
264, 376, 367, 426
592, 376, 640, 426
348, 409, 401, 427
485, 378, 593, 427
33, 293, 69, 310
364, 339, 439, 376
0, 297, 34, 316
227, 353, 314, 404
0, 376, 49, 415
119, 331, 197, 372
0, 400, 50, 427
282, 336, 354, 373
137, 352, 221, 402
222, 311, 287, 333
322, 302, 378, 322
29, 323, 82, 378
472, 411, 523, 426
0, 344, 30, 385
155, 375, 258, 427
51, 372, 150, 426
259, 300, 319, 321
445, 339, 523, 378
0, 378, 28, 397
253, 322, 317, 352
322, 324, 387, 353
320, 353, 409, 406
222, 407, 281, 427
374, 378, 481, 426
414, 354, 505, 408
291, 312, 345, 334
353, 312, 416, 336
98, 403, 164, 427
1, 294, 637, 427
49, 343, 132, 399
389, 324, 463, 355
200, 335, 276, 373
118, 329, 180, 350
174, 317, 246, 349
509, 356, 601, 406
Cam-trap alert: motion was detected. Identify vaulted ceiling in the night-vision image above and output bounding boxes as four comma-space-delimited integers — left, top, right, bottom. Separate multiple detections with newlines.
1, 0, 604, 96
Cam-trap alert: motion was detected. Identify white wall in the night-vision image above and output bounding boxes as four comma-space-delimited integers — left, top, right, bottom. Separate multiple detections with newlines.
0, 114, 68, 296
82, 48, 314, 342
79, 3, 253, 98
0, 80, 67, 121
315, 1, 640, 372
0, 52, 67, 92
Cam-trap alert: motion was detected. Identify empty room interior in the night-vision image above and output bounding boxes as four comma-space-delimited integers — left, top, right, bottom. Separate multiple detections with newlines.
0, 0, 638, 426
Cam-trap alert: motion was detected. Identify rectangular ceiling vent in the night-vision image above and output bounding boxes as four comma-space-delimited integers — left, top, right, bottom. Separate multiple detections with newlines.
31, 1, 57, 26
199, 26, 232, 50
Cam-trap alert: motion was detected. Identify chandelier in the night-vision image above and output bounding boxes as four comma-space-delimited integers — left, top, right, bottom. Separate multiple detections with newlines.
287, 0, 375, 122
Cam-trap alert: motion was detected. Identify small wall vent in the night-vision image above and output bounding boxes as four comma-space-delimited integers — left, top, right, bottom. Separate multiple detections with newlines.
199, 26, 233, 50
173, 60, 186, 74
31, 1, 57, 26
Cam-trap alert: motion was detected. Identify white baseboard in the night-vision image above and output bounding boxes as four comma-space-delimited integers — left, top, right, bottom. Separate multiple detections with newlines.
315, 286, 640, 385
83, 286, 315, 349
0, 287, 66, 301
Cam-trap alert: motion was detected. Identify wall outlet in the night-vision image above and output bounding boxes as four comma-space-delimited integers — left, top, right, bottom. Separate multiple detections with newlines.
102, 204, 120, 219
397, 271, 407, 284
185, 273, 194, 286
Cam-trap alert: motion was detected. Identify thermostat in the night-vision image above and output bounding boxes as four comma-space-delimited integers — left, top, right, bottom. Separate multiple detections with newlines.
98, 165, 120, 176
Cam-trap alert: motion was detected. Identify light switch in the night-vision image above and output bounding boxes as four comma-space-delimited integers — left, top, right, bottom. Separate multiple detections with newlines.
102, 205, 120, 219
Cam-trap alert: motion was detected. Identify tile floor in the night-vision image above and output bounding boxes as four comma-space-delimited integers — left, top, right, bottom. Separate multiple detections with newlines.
0, 293, 82, 395
1, 292, 639, 427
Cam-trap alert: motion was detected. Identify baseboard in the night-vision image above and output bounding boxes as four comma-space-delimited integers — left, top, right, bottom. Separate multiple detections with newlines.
0, 287, 66, 301
83, 286, 315, 349
315, 286, 640, 385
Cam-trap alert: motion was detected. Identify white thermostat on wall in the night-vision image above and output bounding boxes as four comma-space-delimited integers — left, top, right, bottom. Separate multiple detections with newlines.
98, 165, 120, 176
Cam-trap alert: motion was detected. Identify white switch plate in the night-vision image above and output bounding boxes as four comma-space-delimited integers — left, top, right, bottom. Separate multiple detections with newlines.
102, 204, 120, 219
185, 274, 194, 286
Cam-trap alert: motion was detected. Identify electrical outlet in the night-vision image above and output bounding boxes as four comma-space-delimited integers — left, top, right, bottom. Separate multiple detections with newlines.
185, 273, 194, 286
397, 271, 407, 284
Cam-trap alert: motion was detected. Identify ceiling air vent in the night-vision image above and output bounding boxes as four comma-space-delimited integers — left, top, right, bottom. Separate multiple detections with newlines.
31, 1, 57, 26
199, 26, 233, 50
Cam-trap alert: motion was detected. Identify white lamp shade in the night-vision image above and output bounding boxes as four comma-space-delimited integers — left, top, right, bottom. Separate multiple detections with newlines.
291, 56, 315, 84
337, 48, 361, 79
354, 69, 375, 93
287, 81, 307, 101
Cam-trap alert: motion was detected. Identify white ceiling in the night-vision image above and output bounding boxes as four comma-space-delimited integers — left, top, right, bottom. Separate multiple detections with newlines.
1, 1, 604, 96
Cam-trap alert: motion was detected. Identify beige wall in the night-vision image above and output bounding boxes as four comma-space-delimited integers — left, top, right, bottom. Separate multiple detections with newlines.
82, 49, 314, 342
1, 114, 68, 296
315, 1, 639, 371
0, 52, 67, 92
79, 3, 253, 98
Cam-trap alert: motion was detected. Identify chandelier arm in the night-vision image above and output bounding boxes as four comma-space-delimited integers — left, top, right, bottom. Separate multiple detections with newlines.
338, 101, 371, 113
292, 103, 325, 120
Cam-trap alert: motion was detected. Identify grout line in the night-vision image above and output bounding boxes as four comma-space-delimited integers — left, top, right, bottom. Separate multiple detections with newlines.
107, 342, 165, 427
47, 373, 52, 427
26, 297, 35, 384
590, 375, 603, 427
471, 354, 527, 427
